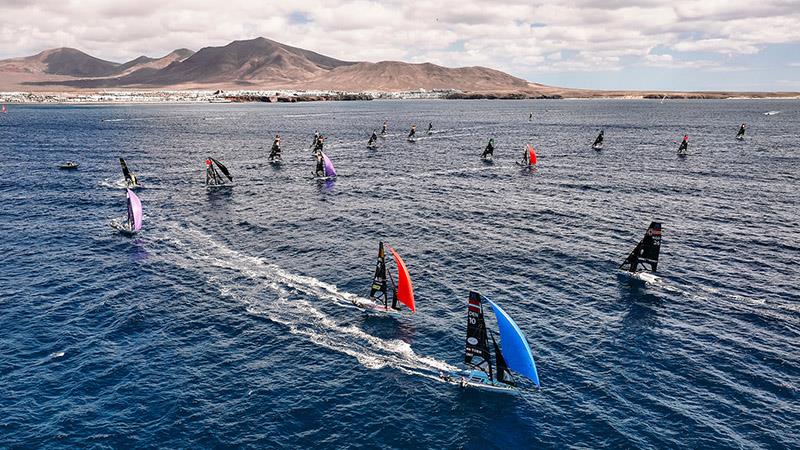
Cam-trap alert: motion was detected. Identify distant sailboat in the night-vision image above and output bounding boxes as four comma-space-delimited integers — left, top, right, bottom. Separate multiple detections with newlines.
355, 241, 415, 314
592, 130, 604, 150
119, 158, 140, 188
112, 188, 143, 235
516, 144, 537, 167
441, 291, 540, 392
619, 221, 662, 283
206, 157, 233, 186
736, 123, 746, 141
1, 105, 6, 114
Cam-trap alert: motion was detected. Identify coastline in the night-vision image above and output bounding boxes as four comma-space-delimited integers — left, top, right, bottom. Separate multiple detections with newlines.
1, 89, 798, 104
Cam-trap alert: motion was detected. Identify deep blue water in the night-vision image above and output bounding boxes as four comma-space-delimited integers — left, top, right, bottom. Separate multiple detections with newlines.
1, 99, 798, 449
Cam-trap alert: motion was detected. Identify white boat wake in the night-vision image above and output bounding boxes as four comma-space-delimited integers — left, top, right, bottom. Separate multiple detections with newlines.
157, 225, 457, 376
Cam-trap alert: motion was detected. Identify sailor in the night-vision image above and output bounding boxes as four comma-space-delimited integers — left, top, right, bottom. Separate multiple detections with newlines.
594, 130, 604, 146
269, 134, 282, 160
482, 138, 495, 158
460, 377, 467, 388
737, 123, 746, 137
427, 122, 433, 134
205, 158, 218, 185
678, 134, 688, 154
381, 121, 387, 135
408, 124, 416, 139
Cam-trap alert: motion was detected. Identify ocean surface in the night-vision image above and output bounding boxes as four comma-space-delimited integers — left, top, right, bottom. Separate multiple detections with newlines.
1, 99, 798, 449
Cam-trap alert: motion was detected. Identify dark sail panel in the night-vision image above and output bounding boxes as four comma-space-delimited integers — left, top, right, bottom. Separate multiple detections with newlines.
491, 333, 512, 385
620, 222, 662, 273
120, 158, 133, 183
368, 242, 389, 307
639, 222, 662, 271
210, 158, 233, 181
465, 291, 492, 378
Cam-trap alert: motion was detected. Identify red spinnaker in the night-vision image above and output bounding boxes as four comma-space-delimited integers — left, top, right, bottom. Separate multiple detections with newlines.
386, 245, 415, 313
527, 144, 537, 165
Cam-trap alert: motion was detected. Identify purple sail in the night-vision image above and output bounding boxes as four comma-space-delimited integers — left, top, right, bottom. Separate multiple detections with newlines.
322, 152, 337, 178
126, 189, 143, 231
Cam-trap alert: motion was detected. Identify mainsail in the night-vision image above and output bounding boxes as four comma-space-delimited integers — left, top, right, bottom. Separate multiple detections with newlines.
465, 291, 493, 379
119, 158, 137, 185
322, 152, 337, 178
485, 297, 540, 388
386, 244, 415, 312
368, 242, 389, 307
126, 189, 143, 231
210, 158, 233, 181
620, 222, 662, 273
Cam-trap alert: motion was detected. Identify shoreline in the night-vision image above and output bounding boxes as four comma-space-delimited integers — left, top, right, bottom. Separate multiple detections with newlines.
1, 89, 799, 104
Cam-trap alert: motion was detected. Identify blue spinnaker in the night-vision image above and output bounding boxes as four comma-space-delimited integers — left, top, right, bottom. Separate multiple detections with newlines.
485, 297, 540, 388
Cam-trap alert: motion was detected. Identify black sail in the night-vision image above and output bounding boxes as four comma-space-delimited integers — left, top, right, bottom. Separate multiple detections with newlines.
465, 291, 493, 379
368, 242, 389, 307
120, 158, 133, 183
491, 333, 512, 385
210, 158, 233, 181
621, 222, 662, 272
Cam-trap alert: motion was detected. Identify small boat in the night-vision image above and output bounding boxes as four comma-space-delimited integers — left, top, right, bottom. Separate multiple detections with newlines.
440, 291, 540, 392
58, 162, 79, 170
515, 144, 537, 167
1, 105, 6, 114
206, 157, 233, 186
353, 241, 415, 314
764, 111, 781, 116
618, 221, 662, 283
736, 124, 746, 141
111, 188, 143, 235
119, 158, 141, 188
592, 131, 604, 150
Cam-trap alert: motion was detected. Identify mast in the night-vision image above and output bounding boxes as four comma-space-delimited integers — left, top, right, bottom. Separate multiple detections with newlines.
465, 291, 493, 380
368, 242, 389, 307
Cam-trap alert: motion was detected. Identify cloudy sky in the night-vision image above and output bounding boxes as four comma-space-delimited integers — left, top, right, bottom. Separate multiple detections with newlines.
2, 0, 799, 90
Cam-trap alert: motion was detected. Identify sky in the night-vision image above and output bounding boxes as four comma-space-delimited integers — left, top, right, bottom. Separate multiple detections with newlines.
1, 0, 799, 91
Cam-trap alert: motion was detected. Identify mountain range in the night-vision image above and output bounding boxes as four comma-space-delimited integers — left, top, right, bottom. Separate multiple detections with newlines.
0, 37, 532, 93
1, 37, 797, 99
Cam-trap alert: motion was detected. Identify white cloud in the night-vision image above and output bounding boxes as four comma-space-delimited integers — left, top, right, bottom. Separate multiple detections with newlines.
0, 0, 798, 82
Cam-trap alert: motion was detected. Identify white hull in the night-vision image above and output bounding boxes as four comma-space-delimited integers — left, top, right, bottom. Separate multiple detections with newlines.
440, 370, 518, 394
618, 270, 661, 284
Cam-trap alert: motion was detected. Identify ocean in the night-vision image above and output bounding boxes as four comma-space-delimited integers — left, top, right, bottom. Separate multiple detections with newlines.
0, 99, 798, 449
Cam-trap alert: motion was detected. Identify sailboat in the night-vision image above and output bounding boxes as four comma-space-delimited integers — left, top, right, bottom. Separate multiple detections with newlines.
1, 105, 6, 114
111, 189, 143, 235
354, 242, 415, 314
119, 158, 140, 188
315, 152, 337, 179
206, 157, 233, 187
619, 221, 662, 283
516, 144, 537, 168
592, 131, 604, 150
441, 291, 540, 392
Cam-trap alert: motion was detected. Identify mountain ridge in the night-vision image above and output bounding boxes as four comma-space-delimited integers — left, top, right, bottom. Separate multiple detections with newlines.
0, 37, 532, 93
